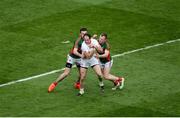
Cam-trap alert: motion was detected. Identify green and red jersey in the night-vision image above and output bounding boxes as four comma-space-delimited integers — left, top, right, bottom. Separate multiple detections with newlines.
69, 38, 84, 59
98, 42, 112, 63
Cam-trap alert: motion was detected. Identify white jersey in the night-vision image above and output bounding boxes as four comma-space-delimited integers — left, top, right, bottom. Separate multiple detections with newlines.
81, 38, 100, 52
80, 38, 100, 68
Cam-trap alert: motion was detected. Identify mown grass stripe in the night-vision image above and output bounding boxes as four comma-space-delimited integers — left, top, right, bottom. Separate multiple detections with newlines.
0, 38, 180, 88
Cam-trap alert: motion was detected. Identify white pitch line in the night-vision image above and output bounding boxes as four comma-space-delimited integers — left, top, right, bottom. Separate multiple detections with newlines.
0, 38, 180, 88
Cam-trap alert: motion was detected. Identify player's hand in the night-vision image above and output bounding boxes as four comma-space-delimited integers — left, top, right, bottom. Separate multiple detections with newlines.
82, 52, 86, 59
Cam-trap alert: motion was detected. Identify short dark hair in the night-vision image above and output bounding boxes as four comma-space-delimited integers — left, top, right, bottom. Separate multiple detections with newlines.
101, 33, 107, 39
83, 33, 91, 39
80, 28, 88, 33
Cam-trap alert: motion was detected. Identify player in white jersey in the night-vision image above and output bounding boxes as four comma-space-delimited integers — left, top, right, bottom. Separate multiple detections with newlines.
78, 33, 104, 96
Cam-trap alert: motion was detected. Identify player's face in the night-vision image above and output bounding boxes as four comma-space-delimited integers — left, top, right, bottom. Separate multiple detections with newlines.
99, 35, 106, 44
84, 36, 91, 44
80, 31, 88, 38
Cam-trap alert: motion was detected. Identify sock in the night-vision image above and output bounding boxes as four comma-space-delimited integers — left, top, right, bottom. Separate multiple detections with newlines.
77, 77, 80, 83
99, 81, 104, 87
54, 82, 58, 86
118, 77, 122, 82
114, 79, 119, 85
98, 76, 103, 82
79, 88, 84, 94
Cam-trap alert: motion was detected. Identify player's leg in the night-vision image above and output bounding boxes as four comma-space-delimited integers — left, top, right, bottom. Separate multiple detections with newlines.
55, 67, 71, 83
108, 74, 125, 90
74, 67, 81, 89
103, 60, 125, 90
74, 60, 81, 89
92, 64, 104, 91
78, 67, 88, 96
103, 66, 117, 81
90, 57, 104, 91
103, 66, 121, 89
48, 55, 74, 92
48, 65, 72, 92
78, 58, 88, 96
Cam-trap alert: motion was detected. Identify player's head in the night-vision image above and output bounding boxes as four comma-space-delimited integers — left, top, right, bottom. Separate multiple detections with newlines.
80, 28, 88, 38
83, 33, 91, 44
99, 33, 107, 44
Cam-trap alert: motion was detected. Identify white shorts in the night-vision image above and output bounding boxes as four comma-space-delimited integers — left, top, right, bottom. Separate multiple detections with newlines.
80, 56, 99, 68
100, 59, 113, 69
66, 54, 81, 68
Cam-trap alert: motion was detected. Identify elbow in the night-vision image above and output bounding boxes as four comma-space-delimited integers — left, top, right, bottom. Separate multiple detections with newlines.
73, 48, 77, 54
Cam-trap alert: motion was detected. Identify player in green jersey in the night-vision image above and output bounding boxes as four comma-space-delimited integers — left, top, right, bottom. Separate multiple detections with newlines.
97, 33, 125, 90
48, 28, 87, 92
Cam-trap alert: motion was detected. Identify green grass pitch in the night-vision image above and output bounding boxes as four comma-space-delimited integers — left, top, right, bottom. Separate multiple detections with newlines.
0, 0, 180, 116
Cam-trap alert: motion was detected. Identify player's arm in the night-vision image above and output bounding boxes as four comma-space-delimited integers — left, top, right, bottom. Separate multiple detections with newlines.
94, 39, 103, 53
98, 49, 109, 58
73, 37, 84, 58
89, 39, 103, 53
98, 42, 110, 58
73, 48, 83, 58
94, 45, 103, 53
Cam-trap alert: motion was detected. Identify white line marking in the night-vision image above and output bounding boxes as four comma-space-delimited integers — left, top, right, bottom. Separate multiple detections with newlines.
0, 38, 180, 88
61, 40, 70, 44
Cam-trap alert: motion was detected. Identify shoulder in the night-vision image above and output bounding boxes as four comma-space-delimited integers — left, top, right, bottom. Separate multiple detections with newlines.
104, 42, 110, 50
79, 38, 84, 44
75, 38, 83, 47
91, 38, 99, 45
91, 38, 97, 42
74, 38, 80, 45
